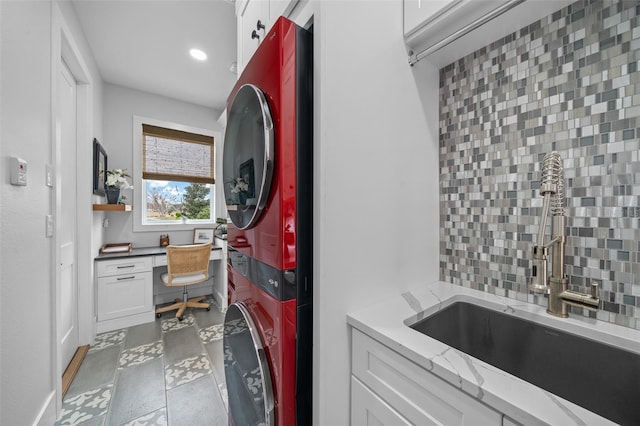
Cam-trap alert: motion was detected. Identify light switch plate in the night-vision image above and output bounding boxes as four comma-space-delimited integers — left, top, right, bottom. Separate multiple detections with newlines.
46, 164, 53, 187
46, 215, 54, 238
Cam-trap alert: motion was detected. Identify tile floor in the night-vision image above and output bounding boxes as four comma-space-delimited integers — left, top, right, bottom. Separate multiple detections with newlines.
55, 296, 228, 426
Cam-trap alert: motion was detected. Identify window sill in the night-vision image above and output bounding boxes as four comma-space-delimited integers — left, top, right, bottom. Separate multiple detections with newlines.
135, 220, 215, 233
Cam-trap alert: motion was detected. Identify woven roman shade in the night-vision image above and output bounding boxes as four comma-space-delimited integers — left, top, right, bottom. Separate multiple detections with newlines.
142, 124, 214, 184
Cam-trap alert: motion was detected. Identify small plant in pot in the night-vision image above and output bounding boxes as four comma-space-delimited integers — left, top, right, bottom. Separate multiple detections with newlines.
174, 212, 188, 223
105, 169, 133, 204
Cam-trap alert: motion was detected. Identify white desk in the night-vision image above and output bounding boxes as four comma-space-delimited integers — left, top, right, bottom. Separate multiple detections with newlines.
94, 244, 226, 333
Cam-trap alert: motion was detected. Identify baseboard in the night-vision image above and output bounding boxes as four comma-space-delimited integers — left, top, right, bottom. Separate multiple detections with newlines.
62, 345, 89, 399
214, 290, 227, 312
33, 390, 56, 426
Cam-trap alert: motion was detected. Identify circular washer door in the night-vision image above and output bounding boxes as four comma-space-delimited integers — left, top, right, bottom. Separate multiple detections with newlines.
223, 84, 274, 230
223, 302, 275, 426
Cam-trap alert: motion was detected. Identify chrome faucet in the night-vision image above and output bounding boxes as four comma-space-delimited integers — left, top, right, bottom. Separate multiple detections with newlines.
529, 151, 600, 317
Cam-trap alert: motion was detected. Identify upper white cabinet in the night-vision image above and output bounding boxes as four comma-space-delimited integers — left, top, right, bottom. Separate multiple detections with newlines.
404, 0, 515, 58
237, 0, 268, 73
269, 0, 297, 22
236, 0, 299, 73
403, 0, 458, 37
404, 0, 573, 66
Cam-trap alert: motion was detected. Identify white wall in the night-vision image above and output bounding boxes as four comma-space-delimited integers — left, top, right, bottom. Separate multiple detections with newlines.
101, 83, 222, 247
0, 0, 103, 423
289, 1, 441, 424
1, 2, 56, 423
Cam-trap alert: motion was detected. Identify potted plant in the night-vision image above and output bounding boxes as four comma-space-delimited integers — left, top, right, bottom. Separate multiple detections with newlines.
228, 177, 249, 205
105, 168, 133, 204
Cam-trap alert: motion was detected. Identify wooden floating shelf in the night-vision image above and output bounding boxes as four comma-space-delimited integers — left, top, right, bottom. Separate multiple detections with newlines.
93, 204, 132, 212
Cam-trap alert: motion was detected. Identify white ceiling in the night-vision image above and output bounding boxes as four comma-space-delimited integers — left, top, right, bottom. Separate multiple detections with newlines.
71, 0, 238, 112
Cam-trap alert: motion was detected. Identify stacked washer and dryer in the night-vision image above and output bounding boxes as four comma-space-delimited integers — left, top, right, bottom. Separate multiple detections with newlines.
221, 17, 313, 426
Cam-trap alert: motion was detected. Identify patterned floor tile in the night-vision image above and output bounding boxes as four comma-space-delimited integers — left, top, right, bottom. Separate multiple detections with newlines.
89, 330, 126, 353
121, 407, 167, 426
61, 294, 228, 424
199, 324, 224, 344
56, 385, 112, 426
160, 315, 195, 333
119, 341, 163, 369
165, 354, 212, 389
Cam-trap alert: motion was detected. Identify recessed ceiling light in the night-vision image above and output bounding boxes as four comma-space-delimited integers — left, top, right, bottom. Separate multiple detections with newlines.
189, 48, 207, 61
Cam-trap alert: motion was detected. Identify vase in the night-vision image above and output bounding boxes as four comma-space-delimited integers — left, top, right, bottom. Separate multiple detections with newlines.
106, 188, 120, 204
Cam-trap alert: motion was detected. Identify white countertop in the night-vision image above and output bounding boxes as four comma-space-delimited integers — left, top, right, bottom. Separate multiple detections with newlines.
347, 281, 640, 425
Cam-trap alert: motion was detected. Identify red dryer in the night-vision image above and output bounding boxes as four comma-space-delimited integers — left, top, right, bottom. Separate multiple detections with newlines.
222, 17, 312, 426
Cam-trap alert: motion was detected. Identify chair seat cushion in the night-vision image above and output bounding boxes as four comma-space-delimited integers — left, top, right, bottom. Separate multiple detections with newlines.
161, 272, 207, 285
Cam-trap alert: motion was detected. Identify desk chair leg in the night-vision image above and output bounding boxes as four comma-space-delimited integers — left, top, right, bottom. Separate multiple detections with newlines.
155, 291, 211, 320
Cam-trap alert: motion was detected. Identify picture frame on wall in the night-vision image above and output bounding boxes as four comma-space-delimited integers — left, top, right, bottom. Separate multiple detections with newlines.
193, 228, 214, 244
93, 138, 107, 196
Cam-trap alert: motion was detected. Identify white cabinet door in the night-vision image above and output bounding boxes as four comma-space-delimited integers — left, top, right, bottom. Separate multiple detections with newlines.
404, 0, 458, 36
238, 0, 269, 72
269, 0, 298, 24
503, 416, 523, 426
351, 376, 411, 426
97, 272, 153, 321
352, 329, 502, 425
237, 0, 300, 73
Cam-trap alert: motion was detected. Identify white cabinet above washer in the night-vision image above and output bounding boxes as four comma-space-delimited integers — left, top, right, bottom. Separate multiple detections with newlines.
236, 0, 299, 73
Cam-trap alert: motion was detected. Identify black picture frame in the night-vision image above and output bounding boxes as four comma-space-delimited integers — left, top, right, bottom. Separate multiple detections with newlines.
239, 158, 255, 198
93, 138, 107, 196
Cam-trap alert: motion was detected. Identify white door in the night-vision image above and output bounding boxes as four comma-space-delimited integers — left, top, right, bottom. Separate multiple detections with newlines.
58, 60, 78, 370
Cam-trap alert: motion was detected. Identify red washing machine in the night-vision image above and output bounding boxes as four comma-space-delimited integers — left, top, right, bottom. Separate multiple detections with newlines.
222, 17, 312, 426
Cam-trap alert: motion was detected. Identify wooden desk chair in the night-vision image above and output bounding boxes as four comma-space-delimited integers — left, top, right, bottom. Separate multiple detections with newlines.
155, 243, 212, 321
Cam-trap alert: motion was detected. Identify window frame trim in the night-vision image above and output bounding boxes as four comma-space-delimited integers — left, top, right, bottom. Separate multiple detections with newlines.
132, 115, 219, 232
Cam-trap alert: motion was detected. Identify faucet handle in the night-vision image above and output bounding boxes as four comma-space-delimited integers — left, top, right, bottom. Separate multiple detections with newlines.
529, 246, 549, 294
590, 282, 599, 299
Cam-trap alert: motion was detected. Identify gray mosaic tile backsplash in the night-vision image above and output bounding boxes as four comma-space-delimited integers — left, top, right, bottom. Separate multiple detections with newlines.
439, 0, 640, 329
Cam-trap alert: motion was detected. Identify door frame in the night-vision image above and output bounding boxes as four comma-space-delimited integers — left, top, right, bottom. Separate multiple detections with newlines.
51, 3, 96, 417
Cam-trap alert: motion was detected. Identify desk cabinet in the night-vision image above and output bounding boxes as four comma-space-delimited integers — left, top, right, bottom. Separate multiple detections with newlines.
96, 257, 154, 333
95, 246, 225, 333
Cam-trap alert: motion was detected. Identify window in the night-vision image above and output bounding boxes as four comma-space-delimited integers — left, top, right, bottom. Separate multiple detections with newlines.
133, 117, 218, 231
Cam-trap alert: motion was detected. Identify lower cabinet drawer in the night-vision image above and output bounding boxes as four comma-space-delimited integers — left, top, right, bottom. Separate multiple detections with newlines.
97, 271, 153, 321
96, 257, 152, 277
351, 328, 502, 426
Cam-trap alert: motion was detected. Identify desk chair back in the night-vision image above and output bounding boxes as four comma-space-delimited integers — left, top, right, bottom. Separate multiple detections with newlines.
164, 243, 212, 286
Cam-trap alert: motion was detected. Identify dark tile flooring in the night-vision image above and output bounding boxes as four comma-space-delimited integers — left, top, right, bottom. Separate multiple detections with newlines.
55, 296, 228, 426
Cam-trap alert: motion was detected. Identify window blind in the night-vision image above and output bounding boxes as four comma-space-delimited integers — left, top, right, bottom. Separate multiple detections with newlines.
142, 124, 214, 184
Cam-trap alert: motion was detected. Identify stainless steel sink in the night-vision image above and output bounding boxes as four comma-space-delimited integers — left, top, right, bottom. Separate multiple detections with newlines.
409, 302, 640, 425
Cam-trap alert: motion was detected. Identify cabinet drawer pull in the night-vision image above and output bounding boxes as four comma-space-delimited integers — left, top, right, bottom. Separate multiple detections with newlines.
256, 20, 265, 31
117, 265, 135, 269
117, 276, 135, 281
251, 29, 260, 40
